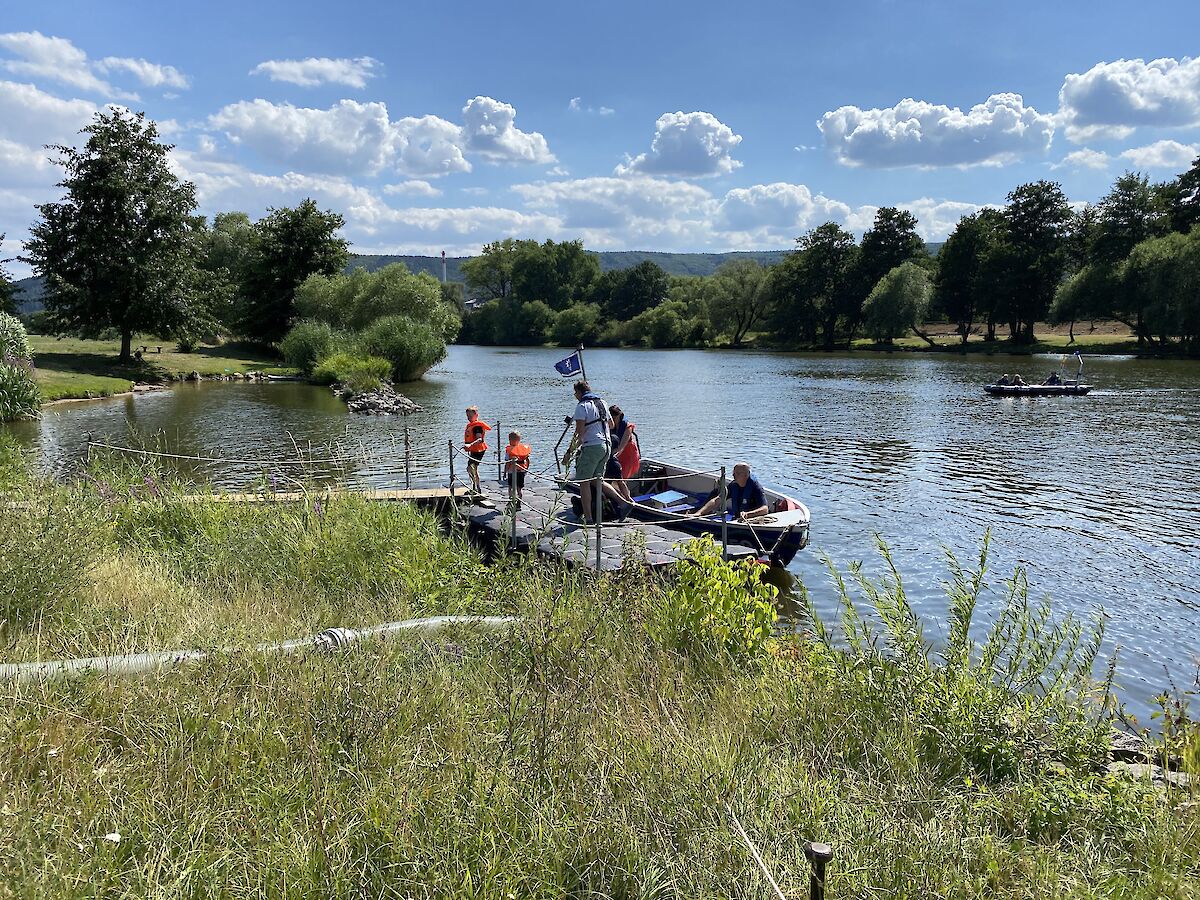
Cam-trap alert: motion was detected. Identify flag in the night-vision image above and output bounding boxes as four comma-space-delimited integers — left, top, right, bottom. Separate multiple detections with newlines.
554, 351, 582, 377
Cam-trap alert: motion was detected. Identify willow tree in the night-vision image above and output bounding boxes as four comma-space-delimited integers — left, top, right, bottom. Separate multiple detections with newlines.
25, 109, 206, 362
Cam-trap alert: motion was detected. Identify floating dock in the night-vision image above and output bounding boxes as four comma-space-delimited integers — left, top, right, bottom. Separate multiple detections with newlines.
458, 476, 756, 572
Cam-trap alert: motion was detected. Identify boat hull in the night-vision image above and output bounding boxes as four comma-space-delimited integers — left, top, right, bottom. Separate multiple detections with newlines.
984, 384, 1092, 397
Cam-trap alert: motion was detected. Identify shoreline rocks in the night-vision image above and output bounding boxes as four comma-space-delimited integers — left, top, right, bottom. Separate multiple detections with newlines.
336, 383, 422, 416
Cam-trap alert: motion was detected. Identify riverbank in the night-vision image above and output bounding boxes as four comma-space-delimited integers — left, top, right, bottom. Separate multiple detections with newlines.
0, 440, 1196, 896
28, 334, 298, 402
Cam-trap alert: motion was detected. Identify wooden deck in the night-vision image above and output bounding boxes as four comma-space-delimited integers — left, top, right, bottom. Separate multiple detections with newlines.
180, 486, 469, 504
459, 476, 756, 572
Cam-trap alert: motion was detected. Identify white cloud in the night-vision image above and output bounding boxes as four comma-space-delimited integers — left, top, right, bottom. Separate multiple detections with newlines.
818, 93, 1055, 168
568, 97, 615, 116
461, 96, 555, 165
1059, 57, 1200, 142
0, 80, 97, 147
461, 186, 489, 196
0, 137, 58, 187
514, 175, 715, 230
208, 99, 470, 177
1119, 139, 1199, 170
717, 182, 850, 233
1052, 148, 1112, 170
97, 57, 189, 90
546, 166, 570, 177
847, 199, 990, 241
0, 32, 187, 98
250, 57, 381, 89
383, 179, 442, 198
616, 111, 742, 178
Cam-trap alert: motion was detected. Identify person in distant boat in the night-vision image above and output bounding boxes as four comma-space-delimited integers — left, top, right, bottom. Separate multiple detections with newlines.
1044, 372, 1062, 385
996, 374, 1013, 386
505, 430, 530, 507
462, 406, 491, 494
696, 462, 769, 521
607, 405, 639, 503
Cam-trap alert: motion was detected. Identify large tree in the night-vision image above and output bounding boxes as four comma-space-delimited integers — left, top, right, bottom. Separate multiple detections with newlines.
708, 258, 769, 346
1160, 155, 1200, 234
238, 200, 348, 343
24, 109, 207, 361
934, 211, 997, 344
461, 238, 522, 302
771, 222, 860, 349
198, 211, 256, 331
857, 207, 928, 296
511, 239, 599, 310
1002, 180, 1072, 343
604, 260, 669, 321
1091, 172, 1165, 268
862, 261, 933, 345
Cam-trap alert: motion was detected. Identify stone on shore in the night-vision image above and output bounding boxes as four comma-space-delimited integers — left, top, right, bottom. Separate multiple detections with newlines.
336, 383, 422, 416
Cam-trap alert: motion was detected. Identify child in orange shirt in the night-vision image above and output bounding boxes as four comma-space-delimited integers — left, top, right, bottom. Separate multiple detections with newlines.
504, 430, 531, 506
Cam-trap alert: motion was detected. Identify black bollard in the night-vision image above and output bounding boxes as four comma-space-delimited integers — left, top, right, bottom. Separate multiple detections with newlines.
804, 842, 833, 900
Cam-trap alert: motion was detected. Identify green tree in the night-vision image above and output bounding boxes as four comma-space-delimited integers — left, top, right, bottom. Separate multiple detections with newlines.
857, 207, 928, 297
1115, 229, 1200, 347
551, 302, 602, 346
770, 223, 860, 349
1002, 180, 1072, 343
604, 260, 669, 320
461, 238, 522, 302
24, 109, 207, 362
862, 262, 933, 345
512, 239, 599, 310
1050, 264, 1117, 343
238, 200, 348, 343
1161, 154, 1200, 234
934, 211, 1000, 344
1091, 172, 1165, 268
708, 259, 769, 346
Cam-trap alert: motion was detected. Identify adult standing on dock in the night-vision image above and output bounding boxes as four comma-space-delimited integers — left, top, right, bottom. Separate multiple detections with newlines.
572, 380, 611, 524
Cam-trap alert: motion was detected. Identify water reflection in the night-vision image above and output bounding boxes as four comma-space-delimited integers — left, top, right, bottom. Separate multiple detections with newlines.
6, 346, 1200, 719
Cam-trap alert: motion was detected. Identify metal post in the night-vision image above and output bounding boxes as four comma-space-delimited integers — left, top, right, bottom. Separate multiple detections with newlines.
804, 842, 833, 900
719, 465, 729, 560
404, 422, 411, 490
447, 439, 455, 493
495, 420, 502, 484
576, 343, 587, 382
594, 475, 603, 571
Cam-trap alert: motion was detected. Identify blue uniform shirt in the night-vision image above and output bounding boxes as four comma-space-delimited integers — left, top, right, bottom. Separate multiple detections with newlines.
728, 476, 766, 516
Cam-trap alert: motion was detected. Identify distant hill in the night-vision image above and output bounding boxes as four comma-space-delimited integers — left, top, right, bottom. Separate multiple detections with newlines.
12, 276, 44, 315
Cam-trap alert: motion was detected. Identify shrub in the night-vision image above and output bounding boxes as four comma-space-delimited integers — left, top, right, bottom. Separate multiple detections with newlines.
280, 320, 353, 375
648, 535, 778, 659
311, 352, 392, 393
360, 315, 446, 381
0, 312, 31, 359
551, 302, 602, 346
0, 359, 39, 422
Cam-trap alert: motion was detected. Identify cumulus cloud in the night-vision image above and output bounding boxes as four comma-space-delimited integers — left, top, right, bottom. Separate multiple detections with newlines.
1119, 139, 1199, 170
461, 96, 555, 165
1059, 57, 1200, 142
1053, 148, 1112, 170
0, 31, 187, 98
96, 56, 189, 90
250, 56, 381, 89
845, 199, 990, 240
514, 175, 714, 230
616, 111, 743, 178
0, 79, 97, 147
717, 182, 850, 233
383, 179, 442, 198
208, 99, 470, 177
818, 93, 1054, 168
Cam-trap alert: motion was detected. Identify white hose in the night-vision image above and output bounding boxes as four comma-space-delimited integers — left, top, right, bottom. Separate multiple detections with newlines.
0, 615, 516, 684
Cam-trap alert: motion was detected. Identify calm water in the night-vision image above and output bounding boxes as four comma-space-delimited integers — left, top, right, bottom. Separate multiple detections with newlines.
7, 346, 1200, 719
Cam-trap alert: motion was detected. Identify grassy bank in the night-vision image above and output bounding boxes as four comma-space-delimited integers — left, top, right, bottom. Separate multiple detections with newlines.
1, 440, 1197, 897
28, 334, 299, 402
848, 320, 1155, 356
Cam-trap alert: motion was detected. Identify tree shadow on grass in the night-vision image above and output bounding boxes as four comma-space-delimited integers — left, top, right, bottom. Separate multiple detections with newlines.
32, 351, 158, 382
190, 341, 282, 364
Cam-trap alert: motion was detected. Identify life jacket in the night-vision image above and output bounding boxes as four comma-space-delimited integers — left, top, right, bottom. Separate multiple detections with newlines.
614, 421, 640, 477
577, 392, 610, 445
464, 419, 491, 453
505, 442, 531, 472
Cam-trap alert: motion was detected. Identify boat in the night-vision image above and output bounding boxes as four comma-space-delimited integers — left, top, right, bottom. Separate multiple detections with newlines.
983, 382, 1092, 397
561, 458, 811, 566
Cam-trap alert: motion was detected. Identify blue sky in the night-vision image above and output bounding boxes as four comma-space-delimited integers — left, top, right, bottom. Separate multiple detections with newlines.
3, 0, 1200, 276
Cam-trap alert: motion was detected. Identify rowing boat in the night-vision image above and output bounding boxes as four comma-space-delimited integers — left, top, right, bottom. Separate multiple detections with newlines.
983, 383, 1092, 396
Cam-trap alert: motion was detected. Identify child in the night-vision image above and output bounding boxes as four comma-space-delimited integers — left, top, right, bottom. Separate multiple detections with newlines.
462, 406, 491, 493
505, 430, 531, 506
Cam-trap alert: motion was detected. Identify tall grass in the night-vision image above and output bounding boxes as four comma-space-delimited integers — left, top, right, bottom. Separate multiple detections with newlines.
0, 464, 1196, 896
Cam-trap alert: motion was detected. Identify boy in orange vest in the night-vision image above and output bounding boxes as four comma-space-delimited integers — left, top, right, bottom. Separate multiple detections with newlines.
505, 430, 531, 507
462, 406, 491, 494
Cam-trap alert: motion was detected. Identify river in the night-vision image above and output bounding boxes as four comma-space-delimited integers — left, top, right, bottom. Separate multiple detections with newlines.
7, 345, 1200, 720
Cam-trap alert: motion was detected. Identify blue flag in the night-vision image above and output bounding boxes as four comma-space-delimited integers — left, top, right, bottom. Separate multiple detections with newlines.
554, 351, 582, 377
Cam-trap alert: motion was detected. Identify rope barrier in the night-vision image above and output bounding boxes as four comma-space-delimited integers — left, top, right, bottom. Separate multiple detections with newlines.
726, 803, 788, 900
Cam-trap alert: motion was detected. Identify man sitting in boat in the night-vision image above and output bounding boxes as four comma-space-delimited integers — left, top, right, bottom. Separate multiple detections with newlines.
996, 373, 1013, 386
1043, 371, 1062, 385
695, 463, 769, 521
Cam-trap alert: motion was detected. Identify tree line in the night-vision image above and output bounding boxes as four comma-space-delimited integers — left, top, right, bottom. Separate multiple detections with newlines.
456, 160, 1200, 352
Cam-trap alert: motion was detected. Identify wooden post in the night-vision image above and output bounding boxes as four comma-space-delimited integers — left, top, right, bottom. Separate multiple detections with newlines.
495, 420, 502, 485
804, 842, 833, 900
447, 439, 455, 492
594, 475, 602, 571
719, 465, 729, 560
404, 422, 411, 490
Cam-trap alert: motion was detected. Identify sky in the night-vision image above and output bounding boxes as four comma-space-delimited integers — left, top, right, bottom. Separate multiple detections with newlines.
2, 0, 1200, 277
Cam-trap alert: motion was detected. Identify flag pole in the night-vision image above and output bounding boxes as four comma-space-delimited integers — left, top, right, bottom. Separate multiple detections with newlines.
577, 343, 587, 382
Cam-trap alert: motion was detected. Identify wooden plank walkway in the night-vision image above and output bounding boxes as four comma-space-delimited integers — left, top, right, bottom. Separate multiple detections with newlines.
459, 476, 756, 572
179, 486, 468, 504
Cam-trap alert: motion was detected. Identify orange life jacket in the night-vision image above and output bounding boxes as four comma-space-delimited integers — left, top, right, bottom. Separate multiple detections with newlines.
464, 419, 491, 453
505, 442, 531, 472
